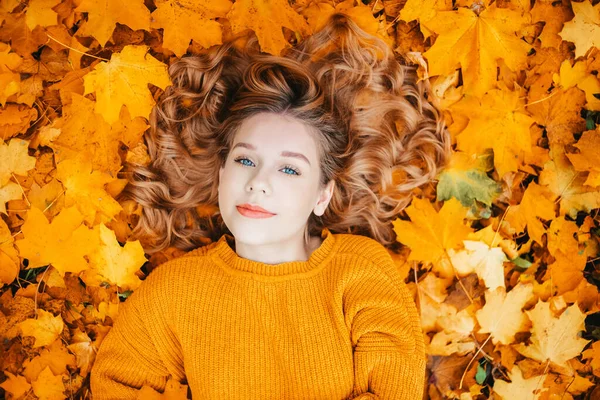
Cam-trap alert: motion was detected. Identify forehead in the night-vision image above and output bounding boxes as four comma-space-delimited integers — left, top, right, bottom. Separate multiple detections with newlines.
233, 113, 317, 156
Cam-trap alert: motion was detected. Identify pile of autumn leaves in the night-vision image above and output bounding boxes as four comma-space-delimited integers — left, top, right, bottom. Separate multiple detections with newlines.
1, 0, 600, 398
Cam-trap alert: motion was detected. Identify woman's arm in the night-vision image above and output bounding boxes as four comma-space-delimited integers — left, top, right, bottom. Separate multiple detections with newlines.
346, 246, 427, 400
90, 265, 186, 399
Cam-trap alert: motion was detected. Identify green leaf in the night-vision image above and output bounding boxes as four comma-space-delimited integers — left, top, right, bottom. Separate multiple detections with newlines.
475, 363, 488, 385
437, 168, 502, 207
511, 256, 532, 269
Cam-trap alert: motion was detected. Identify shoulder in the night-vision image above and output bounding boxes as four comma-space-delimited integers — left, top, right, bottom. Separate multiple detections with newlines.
333, 233, 393, 264
332, 233, 404, 287
136, 241, 222, 296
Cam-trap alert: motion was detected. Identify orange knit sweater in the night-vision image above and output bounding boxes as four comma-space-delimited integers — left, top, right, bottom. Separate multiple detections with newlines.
90, 228, 426, 399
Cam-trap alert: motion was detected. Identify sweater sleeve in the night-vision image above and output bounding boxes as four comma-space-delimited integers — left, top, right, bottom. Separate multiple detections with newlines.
90, 264, 185, 399
345, 245, 427, 400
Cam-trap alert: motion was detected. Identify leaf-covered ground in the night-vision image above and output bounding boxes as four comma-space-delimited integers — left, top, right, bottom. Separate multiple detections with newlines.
1, 0, 600, 399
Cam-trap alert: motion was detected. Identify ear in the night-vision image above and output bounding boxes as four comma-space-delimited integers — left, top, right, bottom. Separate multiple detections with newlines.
314, 179, 335, 217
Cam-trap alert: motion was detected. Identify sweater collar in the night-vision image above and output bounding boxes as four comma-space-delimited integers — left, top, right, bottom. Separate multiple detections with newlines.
209, 228, 337, 277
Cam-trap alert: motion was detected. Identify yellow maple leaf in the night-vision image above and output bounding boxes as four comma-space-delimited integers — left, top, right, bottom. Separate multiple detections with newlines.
552, 59, 588, 89
31, 365, 65, 400
83, 45, 171, 124
447, 240, 508, 290
393, 197, 473, 264
449, 85, 535, 178
49, 93, 145, 177
423, 4, 532, 98
0, 371, 31, 399
526, 75, 587, 145
25, 178, 65, 220
504, 181, 556, 246
81, 223, 146, 291
530, 0, 573, 49
539, 145, 600, 219
226, 0, 312, 56
0, 43, 22, 107
74, 0, 151, 47
475, 283, 534, 345
582, 341, 600, 373
559, 0, 600, 60
437, 306, 476, 337
417, 272, 453, 304
150, 0, 233, 58
14, 206, 98, 275
55, 156, 124, 225
66, 328, 96, 377
493, 364, 549, 399
0, 181, 22, 215
301, 2, 335, 33
0, 138, 36, 186
399, 0, 452, 39
546, 216, 579, 257
565, 129, 600, 187
0, 218, 19, 286
419, 288, 457, 332
25, 0, 60, 30
18, 308, 64, 348
513, 300, 590, 369
22, 340, 77, 382
543, 247, 587, 295
575, 72, 600, 112
0, 104, 38, 141
552, 59, 600, 112
428, 329, 475, 356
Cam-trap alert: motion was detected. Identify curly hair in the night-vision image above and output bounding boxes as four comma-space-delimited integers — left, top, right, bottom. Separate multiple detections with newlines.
117, 12, 452, 255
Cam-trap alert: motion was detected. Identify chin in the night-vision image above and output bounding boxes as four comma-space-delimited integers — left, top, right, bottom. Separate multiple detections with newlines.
231, 228, 272, 243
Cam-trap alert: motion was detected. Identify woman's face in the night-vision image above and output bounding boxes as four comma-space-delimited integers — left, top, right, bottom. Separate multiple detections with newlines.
218, 112, 334, 247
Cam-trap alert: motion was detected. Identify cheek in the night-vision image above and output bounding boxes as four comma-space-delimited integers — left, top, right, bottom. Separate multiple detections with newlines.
282, 182, 314, 208
218, 170, 235, 199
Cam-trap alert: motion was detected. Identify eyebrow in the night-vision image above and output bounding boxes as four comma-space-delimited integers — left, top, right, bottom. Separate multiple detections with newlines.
232, 142, 311, 167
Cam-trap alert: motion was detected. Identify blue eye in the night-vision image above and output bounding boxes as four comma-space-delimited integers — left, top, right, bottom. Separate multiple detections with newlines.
233, 157, 301, 176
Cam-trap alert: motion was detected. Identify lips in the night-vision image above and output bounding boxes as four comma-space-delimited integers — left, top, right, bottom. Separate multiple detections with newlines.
236, 204, 275, 214
236, 205, 276, 219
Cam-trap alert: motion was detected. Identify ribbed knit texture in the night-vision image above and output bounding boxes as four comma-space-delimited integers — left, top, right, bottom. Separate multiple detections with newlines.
90, 228, 426, 399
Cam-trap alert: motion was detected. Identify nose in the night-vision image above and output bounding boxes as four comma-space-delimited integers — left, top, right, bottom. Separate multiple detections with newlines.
246, 170, 269, 194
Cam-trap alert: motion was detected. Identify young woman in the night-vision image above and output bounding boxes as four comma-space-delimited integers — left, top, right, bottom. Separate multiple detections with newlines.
90, 12, 452, 399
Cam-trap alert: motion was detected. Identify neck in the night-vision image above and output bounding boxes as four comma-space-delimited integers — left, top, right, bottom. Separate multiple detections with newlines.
233, 233, 315, 265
